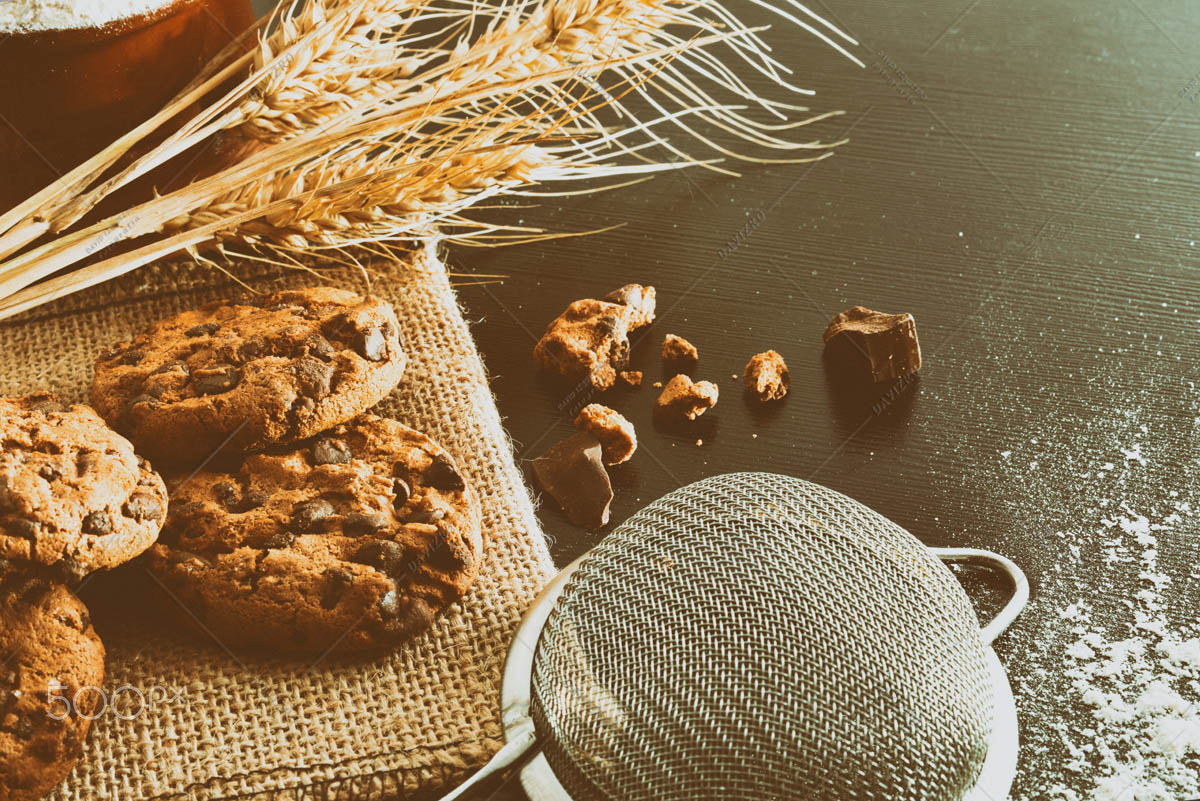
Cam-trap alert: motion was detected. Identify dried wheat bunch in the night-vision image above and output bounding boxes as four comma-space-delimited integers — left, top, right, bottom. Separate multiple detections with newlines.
0, 0, 860, 319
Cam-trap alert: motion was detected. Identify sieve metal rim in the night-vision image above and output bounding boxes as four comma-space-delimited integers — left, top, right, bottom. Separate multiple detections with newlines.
499, 517, 1025, 801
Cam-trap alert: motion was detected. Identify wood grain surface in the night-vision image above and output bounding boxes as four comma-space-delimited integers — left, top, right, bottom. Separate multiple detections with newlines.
443, 0, 1200, 798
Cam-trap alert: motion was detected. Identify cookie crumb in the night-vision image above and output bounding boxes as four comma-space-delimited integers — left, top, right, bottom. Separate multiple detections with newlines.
652, 380, 663, 389
695, 438, 703, 447
655, 374, 719, 421
743, 350, 790, 401
533, 284, 656, 390
574, 403, 637, 465
661, 334, 699, 368
619, 370, 643, 387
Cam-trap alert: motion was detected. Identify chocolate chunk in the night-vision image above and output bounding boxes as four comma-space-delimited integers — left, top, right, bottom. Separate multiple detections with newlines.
654, 374, 719, 421
123, 492, 163, 521
360, 326, 388, 361
185, 322, 221, 337
378, 589, 401, 618
408, 508, 446, 525
118, 350, 145, 366
743, 350, 790, 401
37, 465, 60, 481
292, 499, 334, 533
321, 568, 354, 609
82, 511, 112, 535
661, 334, 699, 368
214, 481, 240, 509
14, 715, 33, 739
261, 531, 296, 550
312, 437, 351, 466
426, 536, 468, 572
150, 360, 190, 377
351, 539, 408, 577
193, 364, 241, 395
240, 490, 268, 511
125, 394, 159, 414
9, 518, 39, 540
531, 432, 614, 530
823, 306, 922, 383
304, 334, 336, 361
294, 357, 334, 399
392, 478, 411, 509
425, 455, 465, 492
344, 512, 389, 537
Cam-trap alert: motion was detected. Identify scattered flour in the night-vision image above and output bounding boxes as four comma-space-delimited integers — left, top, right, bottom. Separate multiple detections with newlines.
1006, 419, 1200, 801
0, 0, 174, 33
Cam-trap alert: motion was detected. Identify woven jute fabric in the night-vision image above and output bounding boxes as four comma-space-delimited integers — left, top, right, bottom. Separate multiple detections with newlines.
0, 243, 557, 801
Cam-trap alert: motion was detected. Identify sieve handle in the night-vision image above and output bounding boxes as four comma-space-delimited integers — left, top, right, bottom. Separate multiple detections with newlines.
932, 548, 1029, 647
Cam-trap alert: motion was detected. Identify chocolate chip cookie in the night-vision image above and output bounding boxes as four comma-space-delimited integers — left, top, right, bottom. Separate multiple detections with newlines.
145, 414, 482, 653
91, 287, 406, 465
0, 575, 106, 801
0, 394, 167, 579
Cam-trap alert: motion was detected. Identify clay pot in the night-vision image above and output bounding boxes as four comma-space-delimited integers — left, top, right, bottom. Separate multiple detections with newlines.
0, 0, 256, 211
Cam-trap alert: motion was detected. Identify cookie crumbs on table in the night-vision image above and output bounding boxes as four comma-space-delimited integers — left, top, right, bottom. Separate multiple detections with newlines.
661, 334, 698, 368
655, 374, 719, 421
619, 370, 643, 387
743, 350, 790, 401
573, 403, 637, 465
532, 283, 656, 390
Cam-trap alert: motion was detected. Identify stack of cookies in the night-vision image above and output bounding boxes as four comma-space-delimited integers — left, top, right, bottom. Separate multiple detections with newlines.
1, 287, 482, 801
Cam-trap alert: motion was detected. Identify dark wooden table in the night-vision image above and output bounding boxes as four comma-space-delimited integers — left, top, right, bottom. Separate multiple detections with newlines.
447, 1, 1200, 798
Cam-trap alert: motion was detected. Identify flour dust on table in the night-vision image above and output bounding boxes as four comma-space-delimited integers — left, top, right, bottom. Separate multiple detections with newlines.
985, 406, 1200, 801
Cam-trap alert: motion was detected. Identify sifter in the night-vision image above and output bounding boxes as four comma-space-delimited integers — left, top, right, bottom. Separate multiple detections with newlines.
443, 472, 1029, 801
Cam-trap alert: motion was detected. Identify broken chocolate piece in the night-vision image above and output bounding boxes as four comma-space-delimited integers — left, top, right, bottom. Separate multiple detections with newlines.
661, 334, 698, 369
654, 374, 719, 421
574, 403, 637, 465
531, 432, 613, 529
823, 306, 922, 383
743, 350, 790, 401
533, 284, 656, 390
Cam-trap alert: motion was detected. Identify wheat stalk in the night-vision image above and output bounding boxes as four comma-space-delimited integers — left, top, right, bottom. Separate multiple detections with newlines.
0, 0, 860, 319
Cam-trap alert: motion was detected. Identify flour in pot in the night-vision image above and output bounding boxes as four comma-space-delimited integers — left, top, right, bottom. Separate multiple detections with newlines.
0, 0, 179, 32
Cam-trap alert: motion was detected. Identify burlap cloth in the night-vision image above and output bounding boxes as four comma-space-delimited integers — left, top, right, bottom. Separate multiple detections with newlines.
0, 243, 557, 800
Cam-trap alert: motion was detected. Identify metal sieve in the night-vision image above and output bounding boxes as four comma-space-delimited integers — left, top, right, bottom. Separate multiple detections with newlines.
443, 472, 1028, 801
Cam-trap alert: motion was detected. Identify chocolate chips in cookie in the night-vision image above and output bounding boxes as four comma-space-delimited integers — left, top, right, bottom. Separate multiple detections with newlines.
533, 284, 656, 390
145, 414, 482, 653
0, 576, 105, 801
0, 394, 167, 579
91, 287, 407, 465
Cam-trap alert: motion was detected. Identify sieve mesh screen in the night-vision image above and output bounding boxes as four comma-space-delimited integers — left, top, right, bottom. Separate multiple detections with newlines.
529, 472, 993, 801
